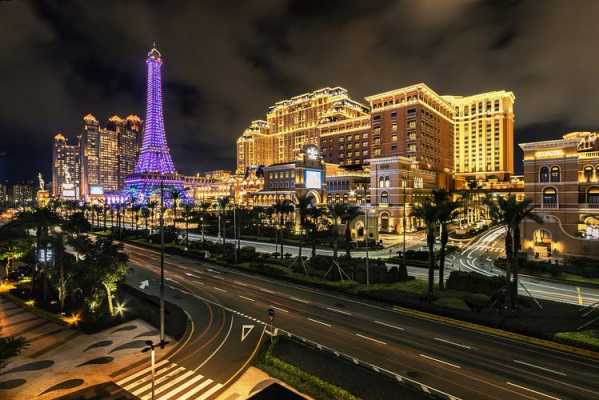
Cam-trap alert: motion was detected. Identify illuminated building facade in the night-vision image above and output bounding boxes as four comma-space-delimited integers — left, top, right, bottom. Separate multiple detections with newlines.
320, 115, 371, 167
520, 132, 599, 258
52, 133, 80, 198
11, 183, 35, 208
236, 120, 273, 173
325, 165, 370, 204
365, 84, 454, 189
444, 91, 515, 184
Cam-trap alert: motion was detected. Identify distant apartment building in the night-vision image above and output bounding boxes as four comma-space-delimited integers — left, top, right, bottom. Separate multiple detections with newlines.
11, 183, 35, 208
520, 132, 599, 258
444, 91, 515, 184
79, 113, 142, 200
0, 183, 8, 206
52, 133, 81, 198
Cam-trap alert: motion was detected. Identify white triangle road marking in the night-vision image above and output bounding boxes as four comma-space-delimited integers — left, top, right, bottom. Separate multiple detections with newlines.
241, 324, 254, 342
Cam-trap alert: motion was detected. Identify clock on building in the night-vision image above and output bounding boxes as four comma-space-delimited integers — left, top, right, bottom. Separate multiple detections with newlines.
305, 145, 319, 160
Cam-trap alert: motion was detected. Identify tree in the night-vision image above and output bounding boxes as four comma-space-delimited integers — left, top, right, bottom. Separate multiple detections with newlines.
0, 240, 30, 280
0, 336, 28, 369
148, 201, 158, 229
63, 211, 91, 235
486, 195, 543, 309
199, 201, 211, 241
341, 205, 361, 259
272, 199, 293, 259
307, 206, 326, 258
433, 190, 461, 290
327, 203, 347, 259
295, 194, 313, 267
217, 196, 230, 247
182, 204, 193, 249
170, 189, 181, 230
141, 207, 150, 236
412, 198, 439, 300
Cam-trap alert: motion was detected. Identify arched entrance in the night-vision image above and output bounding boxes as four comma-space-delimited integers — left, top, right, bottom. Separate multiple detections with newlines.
380, 212, 390, 232
532, 229, 552, 258
583, 216, 599, 239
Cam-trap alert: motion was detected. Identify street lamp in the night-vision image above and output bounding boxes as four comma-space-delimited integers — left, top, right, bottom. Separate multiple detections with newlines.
364, 205, 374, 286
142, 341, 156, 400
159, 180, 165, 348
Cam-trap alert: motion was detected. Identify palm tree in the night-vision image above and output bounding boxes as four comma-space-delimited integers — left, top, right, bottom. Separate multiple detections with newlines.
327, 203, 347, 259
341, 205, 361, 259
199, 201, 211, 241
412, 198, 439, 300
307, 206, 326, 258
295, 194, 313, 265
433, 190, 461, 290
171, 189, 181, 229
182, 204, 193, 249
272, 199, 293, 259
148, 201, 158, 230
140, 207, 150, 236
486, 195, 543, 309
217, 196, 230, 247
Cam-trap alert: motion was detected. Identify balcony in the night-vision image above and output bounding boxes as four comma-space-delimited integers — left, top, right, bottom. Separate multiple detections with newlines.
580, 203, 599, 209
541, 203, 559, 209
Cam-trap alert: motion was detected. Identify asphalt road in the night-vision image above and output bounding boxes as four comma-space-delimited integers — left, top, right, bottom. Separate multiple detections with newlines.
123, 243, 599, 400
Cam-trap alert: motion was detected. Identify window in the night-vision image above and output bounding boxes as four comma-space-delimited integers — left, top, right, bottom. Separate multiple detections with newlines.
379, 177, 384, 188
584, 166, 594, 183
588, 187, 599, 204
550, 166, 560, 182
380, 191, 389, 204
539, 166, 549, 182
392, 135, 398, 141
385, 176, 390, 188
543, 187, 557, 207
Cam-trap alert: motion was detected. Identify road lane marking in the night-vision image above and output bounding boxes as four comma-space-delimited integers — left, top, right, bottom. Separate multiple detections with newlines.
374, 320, 405, 331
233, 280, 248, 287
419, 354, 461, 369
259, 287, 275, 294
506, 382, 561, 400
212, 287, 227, 293
184, 272, 202, 279
212, 275, 225, 280
290, 296, 309, 304
513, 360, 567, 377
195, 316, 234, 371
355, 333, 387, 345
307, 318, 331, 327
116, 360, 170, 386
270, 305, 289, 313
239, 295, 255, 302
207, 268, 222, 274
326, 307, 352, 316
577, 287, 583, 305
434, 337, 472, 350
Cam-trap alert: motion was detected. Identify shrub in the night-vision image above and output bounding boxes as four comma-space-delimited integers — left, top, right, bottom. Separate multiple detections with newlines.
464, 293, 490, 312
239, 246, 258, 262
310, 255, 334, 272
446, 271, 505, 296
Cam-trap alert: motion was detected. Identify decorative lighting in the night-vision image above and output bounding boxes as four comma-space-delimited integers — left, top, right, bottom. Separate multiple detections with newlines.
115, 301, 127, 317
62, 313, 81, 326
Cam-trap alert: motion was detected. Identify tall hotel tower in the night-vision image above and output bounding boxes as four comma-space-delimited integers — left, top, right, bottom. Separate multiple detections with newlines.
121, 46, 187, 204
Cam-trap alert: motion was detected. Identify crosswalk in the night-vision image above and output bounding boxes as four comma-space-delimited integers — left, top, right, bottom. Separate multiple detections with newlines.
115, 359, 223, 400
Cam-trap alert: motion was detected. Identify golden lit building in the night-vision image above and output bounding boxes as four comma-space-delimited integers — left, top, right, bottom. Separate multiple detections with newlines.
520, 132, 599, 259
52, 133, 80, 198
320, 115, 371, 167
236, 120, 272, 172
444, 91, 515, 183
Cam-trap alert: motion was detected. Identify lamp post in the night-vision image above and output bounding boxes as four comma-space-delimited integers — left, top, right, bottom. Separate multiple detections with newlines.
159, 180, 165, 348
364, 206, 371, 286
233, 202, 238, 264
142, 341, 156, 400
402, 175, 407, 273
200, 216, 205, 242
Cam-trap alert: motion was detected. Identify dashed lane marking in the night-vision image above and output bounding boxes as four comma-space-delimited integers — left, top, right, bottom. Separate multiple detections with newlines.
506, 382, 561, 400
419, 354, 461, 369
373, 320, 405, 331
326, 307, 352, 316
239, 295, 255, 302
513, 359, 567, 377
355, 333, 387, 345
307, 318, 332, 327
434, 337, 472, 350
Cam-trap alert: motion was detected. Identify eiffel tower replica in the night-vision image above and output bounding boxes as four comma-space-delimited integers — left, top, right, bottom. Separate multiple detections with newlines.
122, 45, 189, 206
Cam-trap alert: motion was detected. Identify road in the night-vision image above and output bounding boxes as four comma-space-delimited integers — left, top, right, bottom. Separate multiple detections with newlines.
122, 243, 599, 400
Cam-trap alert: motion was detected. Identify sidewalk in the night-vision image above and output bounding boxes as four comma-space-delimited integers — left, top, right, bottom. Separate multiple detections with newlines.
0, 296, 174, 400
217, 367, 312, 400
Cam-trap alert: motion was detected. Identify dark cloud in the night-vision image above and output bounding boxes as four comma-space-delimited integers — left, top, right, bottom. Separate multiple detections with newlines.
1, 0, 599, 183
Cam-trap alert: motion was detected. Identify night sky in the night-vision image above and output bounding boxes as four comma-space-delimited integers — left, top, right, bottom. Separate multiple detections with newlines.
1, 0, 599, 184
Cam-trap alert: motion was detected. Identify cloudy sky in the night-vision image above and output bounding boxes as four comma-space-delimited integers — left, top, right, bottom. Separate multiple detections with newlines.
1, 0, 598, 183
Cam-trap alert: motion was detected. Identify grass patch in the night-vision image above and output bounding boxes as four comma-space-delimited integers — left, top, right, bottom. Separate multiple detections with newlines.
433, 297, 470, 311
254, 338, 359, 400
554, 330, 599, 350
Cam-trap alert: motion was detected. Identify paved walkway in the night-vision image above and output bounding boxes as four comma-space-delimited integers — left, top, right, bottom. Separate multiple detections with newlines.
0, 296, 173, 399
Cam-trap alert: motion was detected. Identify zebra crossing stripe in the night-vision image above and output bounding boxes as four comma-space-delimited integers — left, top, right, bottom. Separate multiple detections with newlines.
131, 365, 184, 396
142, 370, 195, 400
116, 359, 170, 386
124, 363, 178, 391
176, 379, 213, 400
197, 383, 224, 400
156, 373, 205, 400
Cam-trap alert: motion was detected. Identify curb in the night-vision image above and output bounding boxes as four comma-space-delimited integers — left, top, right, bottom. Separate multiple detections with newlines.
519, 273, 599, 290
392, 305, 599, 361
1, 292, 71, 329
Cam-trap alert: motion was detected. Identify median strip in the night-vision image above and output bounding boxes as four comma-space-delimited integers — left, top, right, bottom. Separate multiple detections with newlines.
355, 333, 387, 345
506, 382, 561, 400
419, 354, 461, 369
307, 318, 331, 328
513, 360, 566, 377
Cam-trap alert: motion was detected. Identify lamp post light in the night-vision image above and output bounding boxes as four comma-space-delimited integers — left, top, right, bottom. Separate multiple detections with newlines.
364, 206, 373, 287
142, 341, 156, 400
402, 176, 407, 273
159, 180, 165, 348
200, 216, 205, 242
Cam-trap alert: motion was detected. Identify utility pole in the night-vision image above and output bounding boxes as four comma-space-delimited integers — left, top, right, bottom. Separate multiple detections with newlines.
159, 180, 165, 348
233, 203, 238, 264
365, 207, 370, 287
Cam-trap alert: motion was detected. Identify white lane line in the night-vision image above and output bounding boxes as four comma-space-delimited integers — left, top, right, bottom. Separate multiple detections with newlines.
233, 280, 248, 287
373, 320, 405, 331
290, 296, 309, 304
506, 382, 561, 400
178, 378, 214, 400
212, 287, 227, 293
184, 272, 202, 279
147, 370, 194, 398
131, 365, 184, 395
513, 359, 567, 377
419, 354, 461, 369
259, 287, 275, 294
326, 307, 352, 316
124, 363, 178, 390
307, 318, 332, 327
207, 268, 222, 274
270, 305, 289, 313
212, 275, 225, 281
155, 374, 205, 400
239, 295, 255, 302
355, 333, 387, 345
434, 337, 472, 350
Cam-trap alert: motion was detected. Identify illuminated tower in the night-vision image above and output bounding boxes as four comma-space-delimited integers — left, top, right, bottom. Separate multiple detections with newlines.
121, 45, 188, 205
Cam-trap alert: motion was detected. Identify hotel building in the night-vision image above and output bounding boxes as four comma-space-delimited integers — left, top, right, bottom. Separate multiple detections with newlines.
52, 133, 81, 198
444, 91, 515, 185
520, 132, 599, 258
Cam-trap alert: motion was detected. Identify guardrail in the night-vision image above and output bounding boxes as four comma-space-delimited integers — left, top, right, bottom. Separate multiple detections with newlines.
276, 328, 463, 400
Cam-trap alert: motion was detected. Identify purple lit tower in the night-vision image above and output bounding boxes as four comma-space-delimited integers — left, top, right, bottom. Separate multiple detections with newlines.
120, 45, 189, 205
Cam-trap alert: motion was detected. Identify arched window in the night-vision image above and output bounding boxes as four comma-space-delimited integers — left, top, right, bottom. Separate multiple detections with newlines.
380, 191, 389, 204
379, 176, 384, 188
550, 166, 560, 182
543, 187, 557, 207
588, 187, 599, 205
539, 166, 549, 182
385, 176, 390, 188
584, 166, 594, 183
